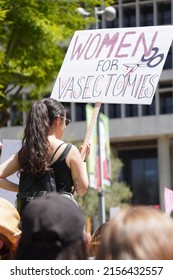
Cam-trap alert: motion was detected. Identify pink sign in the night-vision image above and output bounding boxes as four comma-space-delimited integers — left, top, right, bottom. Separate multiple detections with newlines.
164, 187, 173, 214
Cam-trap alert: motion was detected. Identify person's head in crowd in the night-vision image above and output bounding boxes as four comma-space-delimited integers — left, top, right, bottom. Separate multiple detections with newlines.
170, 210, 173, 219
88, 222, 109, 258
96, 205, 173, 260
0, 198, 21, 260
15, 193, 87, 260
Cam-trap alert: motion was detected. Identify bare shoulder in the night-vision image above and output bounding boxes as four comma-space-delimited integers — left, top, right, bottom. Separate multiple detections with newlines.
68, 144, 80, 156
69, 144, 79, 152
66, 144, 82, 164
49, 139, 67, 154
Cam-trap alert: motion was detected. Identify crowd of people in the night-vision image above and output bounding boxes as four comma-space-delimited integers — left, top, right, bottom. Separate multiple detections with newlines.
1, 98, 173, 260
1, 194, 173, 260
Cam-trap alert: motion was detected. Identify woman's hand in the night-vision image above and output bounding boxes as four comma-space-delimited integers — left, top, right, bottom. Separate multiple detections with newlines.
78, 143, 91, 161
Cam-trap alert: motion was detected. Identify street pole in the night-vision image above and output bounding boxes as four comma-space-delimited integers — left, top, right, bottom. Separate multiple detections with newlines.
97, 114, 106, 224
94, 6, 106, 225
77, 3, 116, 225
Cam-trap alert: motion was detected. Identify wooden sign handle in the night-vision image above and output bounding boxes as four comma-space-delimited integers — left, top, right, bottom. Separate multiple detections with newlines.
81, 102, 101, 160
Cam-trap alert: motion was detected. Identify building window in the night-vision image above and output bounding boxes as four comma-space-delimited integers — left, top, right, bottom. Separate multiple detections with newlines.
123, 6, 136, 27
163, 47, 172, 70
108, 104, 121, 118
142, 96, 156, 116
125, 104, 138, 117
63, 102, 71, 120
159, 81, 173, 90
0, 112, 8, 127
157, 2, 171, 25
159, 81, 173, 114
160, 92, 173, 114
122, 0, 135, 3
100, 104, 105, 114
106, 18, 118, 29
11, 105, 23, 126
131, 157, 159, 205
75, 103, 86, 121
119, 148, 159, 206
140, 4, 153, 26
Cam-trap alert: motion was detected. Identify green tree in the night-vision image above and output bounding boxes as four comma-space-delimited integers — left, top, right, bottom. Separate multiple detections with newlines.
105, 155, 132, 211
76, 149, 132, 220
0, 0, 114, 126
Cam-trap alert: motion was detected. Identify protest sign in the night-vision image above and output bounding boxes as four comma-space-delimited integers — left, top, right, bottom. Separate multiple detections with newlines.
51, 25, 173, 105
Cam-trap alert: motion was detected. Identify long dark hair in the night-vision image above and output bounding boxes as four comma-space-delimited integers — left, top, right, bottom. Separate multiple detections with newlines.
18, 98, 65, 175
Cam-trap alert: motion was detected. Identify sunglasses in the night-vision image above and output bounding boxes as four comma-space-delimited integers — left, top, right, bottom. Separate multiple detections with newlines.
65, 118, 71, 126
58, 114, 71, 127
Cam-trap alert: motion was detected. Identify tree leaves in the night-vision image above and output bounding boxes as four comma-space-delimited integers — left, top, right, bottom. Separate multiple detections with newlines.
0, 0, 114, 125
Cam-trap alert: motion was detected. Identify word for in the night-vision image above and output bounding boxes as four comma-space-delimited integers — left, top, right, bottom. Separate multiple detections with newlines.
96, 59, 118, 72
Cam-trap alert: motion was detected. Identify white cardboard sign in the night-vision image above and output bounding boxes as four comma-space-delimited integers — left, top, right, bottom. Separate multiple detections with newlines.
51, 25, 173, 104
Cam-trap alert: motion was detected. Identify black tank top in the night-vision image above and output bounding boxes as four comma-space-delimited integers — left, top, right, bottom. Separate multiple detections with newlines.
50, 143, 73, 193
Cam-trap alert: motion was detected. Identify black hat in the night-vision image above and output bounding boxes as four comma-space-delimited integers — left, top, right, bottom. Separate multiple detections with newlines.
20, 193, 85, 248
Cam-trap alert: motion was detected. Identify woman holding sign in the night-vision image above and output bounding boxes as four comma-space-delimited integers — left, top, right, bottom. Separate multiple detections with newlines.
0, 98, 90, 214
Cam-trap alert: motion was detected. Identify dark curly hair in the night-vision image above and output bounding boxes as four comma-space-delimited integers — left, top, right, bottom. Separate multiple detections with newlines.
18, 98, 66, 175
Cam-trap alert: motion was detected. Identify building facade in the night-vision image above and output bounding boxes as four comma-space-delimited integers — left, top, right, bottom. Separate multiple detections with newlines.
1, 0, 173, 210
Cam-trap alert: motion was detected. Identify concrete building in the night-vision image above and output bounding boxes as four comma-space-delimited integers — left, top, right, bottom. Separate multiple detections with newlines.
1, 0, 173, 209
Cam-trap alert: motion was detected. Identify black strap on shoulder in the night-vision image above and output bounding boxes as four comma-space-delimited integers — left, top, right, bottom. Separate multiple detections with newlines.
58, 143, 72, 162
50, 142, 66, 163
